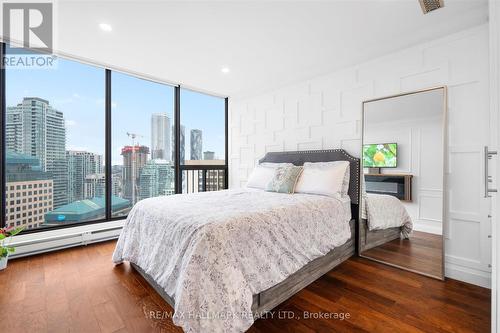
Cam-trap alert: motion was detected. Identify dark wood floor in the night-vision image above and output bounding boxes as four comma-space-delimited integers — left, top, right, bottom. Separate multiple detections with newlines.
0, 240, 490, 333
362, 231, 443, 278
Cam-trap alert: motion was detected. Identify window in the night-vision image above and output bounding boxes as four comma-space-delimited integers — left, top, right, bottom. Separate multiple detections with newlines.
111, 72, 175, 217
180, 89, 225, 165
1, 42, 228, 233
180, 89, 226, 193
4, 45, 105, 231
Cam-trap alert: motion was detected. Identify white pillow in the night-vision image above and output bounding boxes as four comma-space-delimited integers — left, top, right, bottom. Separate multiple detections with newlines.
295, 161, 350, 197
260, 162, 294, 168
246, 163, 294, 189
246, 166, 276, 189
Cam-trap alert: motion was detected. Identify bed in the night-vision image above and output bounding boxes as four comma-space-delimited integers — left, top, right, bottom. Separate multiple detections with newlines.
112, 149, 360, 333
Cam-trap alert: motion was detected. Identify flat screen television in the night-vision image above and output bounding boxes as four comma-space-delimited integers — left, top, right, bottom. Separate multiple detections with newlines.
363, 143, 397, 168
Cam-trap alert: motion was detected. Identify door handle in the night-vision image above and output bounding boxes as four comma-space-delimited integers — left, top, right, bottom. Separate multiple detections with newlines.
485, 146, 498, 198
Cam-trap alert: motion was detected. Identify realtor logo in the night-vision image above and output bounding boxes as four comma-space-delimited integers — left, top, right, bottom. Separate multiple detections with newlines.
3, 2, 53, 53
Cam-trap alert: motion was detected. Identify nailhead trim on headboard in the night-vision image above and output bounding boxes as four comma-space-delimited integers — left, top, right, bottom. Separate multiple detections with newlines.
258, 149, 360, 205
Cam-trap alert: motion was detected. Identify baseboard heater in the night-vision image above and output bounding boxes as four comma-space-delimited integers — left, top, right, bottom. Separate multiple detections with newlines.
9, 226, 123, 259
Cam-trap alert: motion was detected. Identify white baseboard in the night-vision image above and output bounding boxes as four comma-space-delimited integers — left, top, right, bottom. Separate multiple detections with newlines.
446, 262, 491, 289
413, 220, 442, 235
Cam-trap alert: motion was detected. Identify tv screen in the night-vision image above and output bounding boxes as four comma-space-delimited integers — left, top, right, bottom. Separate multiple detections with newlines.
363, 143, 397, 168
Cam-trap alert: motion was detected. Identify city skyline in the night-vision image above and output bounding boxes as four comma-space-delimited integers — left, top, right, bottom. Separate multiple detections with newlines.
5, 96, 225, 166
4, 55, 226, 230
6, 58, 226, 166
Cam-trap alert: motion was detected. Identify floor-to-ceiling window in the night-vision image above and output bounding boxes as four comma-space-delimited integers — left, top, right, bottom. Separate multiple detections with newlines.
180, 89, 227, 193
0, 43, 228, 233
111, 72, 175, 218
4, 45, 105, 230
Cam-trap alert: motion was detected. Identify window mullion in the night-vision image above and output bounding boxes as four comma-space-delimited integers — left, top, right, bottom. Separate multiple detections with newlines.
105, 69, 112, 219
0, 43, 5, 228
174, 86, 181, 193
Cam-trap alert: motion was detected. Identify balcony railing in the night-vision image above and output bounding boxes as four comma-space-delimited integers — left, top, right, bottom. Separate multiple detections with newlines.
180, 165, 228, 194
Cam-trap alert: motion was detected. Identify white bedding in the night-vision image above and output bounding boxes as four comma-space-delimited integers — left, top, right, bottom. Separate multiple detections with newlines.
112, 188, 352, 333
362, 193, 413, 238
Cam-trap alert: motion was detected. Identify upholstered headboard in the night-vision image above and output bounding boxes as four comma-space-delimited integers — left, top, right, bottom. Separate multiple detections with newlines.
258, 149, 360, 205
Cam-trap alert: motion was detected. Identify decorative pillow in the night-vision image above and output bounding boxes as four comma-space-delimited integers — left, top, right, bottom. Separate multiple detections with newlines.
295, 161, 350, 197
246, 165, 276, 189
246, 163, 295, 189
266, 166, 303, 194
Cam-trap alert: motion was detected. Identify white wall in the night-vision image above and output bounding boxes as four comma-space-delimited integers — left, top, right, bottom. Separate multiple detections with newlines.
229, 24, 490, 287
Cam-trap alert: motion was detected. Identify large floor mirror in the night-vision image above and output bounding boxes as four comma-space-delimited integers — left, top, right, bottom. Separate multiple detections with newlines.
359, 87, 446, 280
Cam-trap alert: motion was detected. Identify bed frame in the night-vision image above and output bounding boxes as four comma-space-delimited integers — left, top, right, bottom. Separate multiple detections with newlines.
131, 149, 360, 315
358, 219, 402, 252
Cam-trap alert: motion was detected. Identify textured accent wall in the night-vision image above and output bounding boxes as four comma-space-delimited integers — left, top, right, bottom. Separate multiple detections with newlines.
229, 24, 490, 287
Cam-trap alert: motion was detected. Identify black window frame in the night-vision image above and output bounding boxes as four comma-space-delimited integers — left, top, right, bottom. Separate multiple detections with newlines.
0, 42, 229, 234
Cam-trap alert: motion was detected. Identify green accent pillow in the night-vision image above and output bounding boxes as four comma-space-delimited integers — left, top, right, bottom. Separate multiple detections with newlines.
266, 166, 303, 194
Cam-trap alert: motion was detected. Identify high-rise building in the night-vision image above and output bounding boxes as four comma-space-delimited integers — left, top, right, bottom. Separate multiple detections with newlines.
190, 129, 202, 160
138, 159, 175, 200
183, 159, 226, 193
203, 151, 215, 160
84, 173, 105, 199
181, 125, 185, 163
6, 97, 67, 208
171, 124, 185, 163
121, 145, 149, 204
151, 113, 171, 161
111, 165, 123, 197
205, 169, 226, 191
112, 173, 122, 197
5, 109, 23, 154
67, 151, 103, 202
5, 152, 53, 230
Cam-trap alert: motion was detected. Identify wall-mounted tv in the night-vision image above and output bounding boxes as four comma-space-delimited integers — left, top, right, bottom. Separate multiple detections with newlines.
363, 143, 398, 168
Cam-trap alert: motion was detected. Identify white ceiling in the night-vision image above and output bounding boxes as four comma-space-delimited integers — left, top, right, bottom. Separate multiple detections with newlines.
52, 0, 488, 97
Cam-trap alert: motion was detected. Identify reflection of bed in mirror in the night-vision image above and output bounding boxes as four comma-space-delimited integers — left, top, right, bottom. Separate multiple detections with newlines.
359, 192, 412, 253
360, 189, 443, 278
359, 219, 401, 252
359, 86, 446, 280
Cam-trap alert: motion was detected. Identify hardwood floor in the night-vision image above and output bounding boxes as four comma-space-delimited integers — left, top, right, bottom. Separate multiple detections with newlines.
361, 231, 443, 278
0, 240, 490, 333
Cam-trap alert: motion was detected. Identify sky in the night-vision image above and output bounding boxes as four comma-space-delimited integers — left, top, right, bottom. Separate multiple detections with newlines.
6, 56, 226, 166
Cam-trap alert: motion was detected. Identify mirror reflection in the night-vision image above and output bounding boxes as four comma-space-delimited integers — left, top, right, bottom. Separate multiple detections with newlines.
359, 87, 445, 279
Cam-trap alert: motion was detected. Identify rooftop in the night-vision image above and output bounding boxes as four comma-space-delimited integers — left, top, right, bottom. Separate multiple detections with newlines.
45, 196, 131, 223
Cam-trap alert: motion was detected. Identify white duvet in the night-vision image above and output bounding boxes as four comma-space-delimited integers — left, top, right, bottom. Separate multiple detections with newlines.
112, 188, 352, 333
362, 193, 413, 238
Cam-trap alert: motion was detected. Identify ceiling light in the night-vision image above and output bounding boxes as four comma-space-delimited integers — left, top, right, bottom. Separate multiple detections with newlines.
221, 67, 230, 74
99, 23, 112, 32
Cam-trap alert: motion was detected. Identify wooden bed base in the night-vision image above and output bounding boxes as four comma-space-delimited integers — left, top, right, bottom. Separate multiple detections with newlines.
358, 218, 401, 252
131, 219, 356, 315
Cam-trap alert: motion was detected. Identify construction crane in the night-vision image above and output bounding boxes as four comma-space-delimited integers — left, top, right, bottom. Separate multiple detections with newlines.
126, 132, 144, 205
